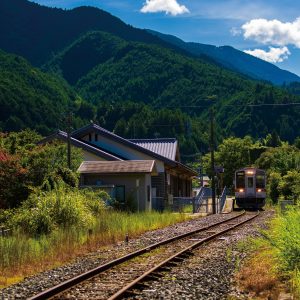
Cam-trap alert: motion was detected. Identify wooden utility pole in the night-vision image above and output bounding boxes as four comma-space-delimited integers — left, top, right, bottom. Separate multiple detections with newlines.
66, 112, 72, 169
210, 108, 216, 214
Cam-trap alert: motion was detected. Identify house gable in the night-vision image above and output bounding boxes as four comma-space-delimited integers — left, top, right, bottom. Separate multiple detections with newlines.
72, 124, 177, 172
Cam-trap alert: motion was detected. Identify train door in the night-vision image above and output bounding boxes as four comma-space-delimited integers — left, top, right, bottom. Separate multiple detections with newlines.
245, 170, 255, 197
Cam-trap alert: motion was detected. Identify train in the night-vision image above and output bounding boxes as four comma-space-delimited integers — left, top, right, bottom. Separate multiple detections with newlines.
234, 167, 266, 209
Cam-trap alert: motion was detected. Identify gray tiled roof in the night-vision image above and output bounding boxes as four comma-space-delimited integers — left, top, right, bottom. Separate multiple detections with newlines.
129, 139, 178, 161
78, 160, 156, 174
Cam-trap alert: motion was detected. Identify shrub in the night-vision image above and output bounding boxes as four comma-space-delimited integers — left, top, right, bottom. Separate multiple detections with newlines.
0, 149, 29, 208
12, 186, 107, 235
279, 170, 300, 202
267, 171, 281, 204
267, 205, 300, 273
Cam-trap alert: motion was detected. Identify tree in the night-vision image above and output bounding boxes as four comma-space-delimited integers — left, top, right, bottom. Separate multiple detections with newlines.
255, 145, 300, 175
279, 170, 300, 202
203, 136, 255, 190
0, 149, 29, 208
267, 172, 282, 204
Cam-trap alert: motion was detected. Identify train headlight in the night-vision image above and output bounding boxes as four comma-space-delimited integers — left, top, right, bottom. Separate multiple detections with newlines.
239, 189, 244, 193
257, 189, 262, 192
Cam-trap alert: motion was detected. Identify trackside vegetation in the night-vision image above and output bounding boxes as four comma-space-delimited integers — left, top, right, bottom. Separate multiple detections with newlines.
0, 130, 189, 287
0, 186, 188, 287
237, 205, 300, 298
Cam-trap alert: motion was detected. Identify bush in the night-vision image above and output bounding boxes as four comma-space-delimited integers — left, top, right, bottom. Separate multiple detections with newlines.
12, 186, 107, 235
267, 205, 300, 273
279, 170, 300, 202
0, 149, 29, 208
267, 171, 281, 204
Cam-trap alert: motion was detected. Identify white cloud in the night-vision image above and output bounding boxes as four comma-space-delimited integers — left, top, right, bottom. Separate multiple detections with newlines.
244, 46, 291, 63
230, 27, 242, 36
242, 18, 300, 48
140, 0, 189, 16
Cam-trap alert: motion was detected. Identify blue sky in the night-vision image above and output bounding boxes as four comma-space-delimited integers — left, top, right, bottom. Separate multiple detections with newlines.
31, 0, 300, 76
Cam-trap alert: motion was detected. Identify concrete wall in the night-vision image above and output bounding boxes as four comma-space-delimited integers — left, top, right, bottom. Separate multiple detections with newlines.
82, 150, 105, 161
82, 173, 151, 211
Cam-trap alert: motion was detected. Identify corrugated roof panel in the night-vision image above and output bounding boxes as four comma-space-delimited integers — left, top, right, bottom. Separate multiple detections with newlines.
129, 138, 178, 161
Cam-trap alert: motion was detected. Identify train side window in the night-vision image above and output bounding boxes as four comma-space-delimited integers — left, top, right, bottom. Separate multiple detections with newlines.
236, 171, 245, 188
247, 177, 254, 188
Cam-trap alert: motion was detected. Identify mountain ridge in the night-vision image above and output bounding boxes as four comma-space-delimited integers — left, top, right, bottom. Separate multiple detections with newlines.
147, 29, 300, 86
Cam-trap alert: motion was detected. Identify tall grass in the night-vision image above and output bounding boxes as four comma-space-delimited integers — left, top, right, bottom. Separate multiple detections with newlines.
0, 209, 188, 287
266, 205, 300, 296
238, 204, 300, 297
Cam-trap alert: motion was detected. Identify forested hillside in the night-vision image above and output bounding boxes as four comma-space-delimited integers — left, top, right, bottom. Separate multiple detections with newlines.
148, 30, 300, 85
0, 0, 300, 151
0, 0, 180, 66
44, 31, 300, 142
0, 50, 78, 133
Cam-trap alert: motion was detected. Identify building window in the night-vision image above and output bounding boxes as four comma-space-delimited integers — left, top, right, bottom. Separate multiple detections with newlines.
115, 185, 125, 203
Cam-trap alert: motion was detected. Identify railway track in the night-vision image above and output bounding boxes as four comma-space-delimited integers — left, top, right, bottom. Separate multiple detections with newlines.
29, 211, 258, 300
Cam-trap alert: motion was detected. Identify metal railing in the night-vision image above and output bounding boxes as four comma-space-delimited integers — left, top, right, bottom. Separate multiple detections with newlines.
172, 197, 194, 213
0, 226, 11, 237
218, 187, 227, 213
194, 187, 212, 213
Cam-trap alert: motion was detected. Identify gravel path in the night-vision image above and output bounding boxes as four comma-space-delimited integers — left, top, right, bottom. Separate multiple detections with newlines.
0, 211, 272, 299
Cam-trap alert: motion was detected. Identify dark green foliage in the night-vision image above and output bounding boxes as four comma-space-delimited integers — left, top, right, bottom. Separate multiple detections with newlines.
43, 30, 300, 142
0, 0, 175, 66
0, 1, 300, 147
0, 50, 78, 134
94, 101, 209, 157
0, 149, 29, 208
255, 145, 300, 175
0, 130, 83, 207
284, 82, 300, 95
267, 172, 281, 204
44, 31, 127, 85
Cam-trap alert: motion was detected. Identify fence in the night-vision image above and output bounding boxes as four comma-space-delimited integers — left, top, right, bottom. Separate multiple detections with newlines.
0, 226, 11, 237
151, 187, 227, 214
152, 197, 164, 212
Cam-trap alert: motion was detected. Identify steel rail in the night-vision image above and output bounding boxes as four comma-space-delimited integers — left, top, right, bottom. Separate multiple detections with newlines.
28, 211, 245, 300
108, 211, 259, 300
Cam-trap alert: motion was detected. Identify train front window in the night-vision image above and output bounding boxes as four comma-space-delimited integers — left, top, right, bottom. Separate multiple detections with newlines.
236, 171, 245, 188
256, 174, 265, 188
247, 177, 254, 188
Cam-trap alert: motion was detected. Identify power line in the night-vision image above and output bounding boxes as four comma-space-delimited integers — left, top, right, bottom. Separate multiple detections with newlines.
154, 102, 300, 109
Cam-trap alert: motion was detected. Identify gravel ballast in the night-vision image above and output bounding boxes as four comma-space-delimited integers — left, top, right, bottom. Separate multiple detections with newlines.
0, 211, 273, 299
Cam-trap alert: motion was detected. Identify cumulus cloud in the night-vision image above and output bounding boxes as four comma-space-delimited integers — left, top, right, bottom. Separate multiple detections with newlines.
244, 46, 291, 63
242, 18, 300, 48
140, 0, 189, 16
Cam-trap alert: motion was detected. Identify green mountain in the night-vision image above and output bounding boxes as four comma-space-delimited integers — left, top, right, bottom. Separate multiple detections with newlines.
0, 0, 300, 147
44, 30, 300, 142
0, 0, 180, 66
0, 50, 78, 134
147, 30, 300, 86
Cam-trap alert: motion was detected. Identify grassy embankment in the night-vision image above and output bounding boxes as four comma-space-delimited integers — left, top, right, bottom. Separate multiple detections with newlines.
0, 187, 190, 288
236, 204, 300, 299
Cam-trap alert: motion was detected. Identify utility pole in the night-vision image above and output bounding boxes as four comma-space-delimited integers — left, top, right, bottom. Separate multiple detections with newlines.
66, 112, 72, 169
210, 108, 216, 214
199, 153, 203, 187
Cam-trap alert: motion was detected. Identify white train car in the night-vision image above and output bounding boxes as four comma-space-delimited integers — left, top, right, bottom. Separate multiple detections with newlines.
234, 167, 266, 209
